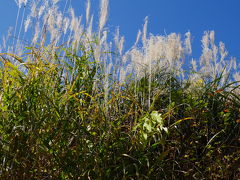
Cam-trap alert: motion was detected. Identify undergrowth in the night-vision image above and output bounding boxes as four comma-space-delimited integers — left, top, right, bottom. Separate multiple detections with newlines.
0, 43, 239, 179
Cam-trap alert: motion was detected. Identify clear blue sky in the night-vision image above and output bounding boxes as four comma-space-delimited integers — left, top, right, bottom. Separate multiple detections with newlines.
1, 0, 240, 60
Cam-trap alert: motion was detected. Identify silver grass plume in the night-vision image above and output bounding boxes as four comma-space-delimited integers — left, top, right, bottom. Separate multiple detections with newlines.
99, 0, 109, 34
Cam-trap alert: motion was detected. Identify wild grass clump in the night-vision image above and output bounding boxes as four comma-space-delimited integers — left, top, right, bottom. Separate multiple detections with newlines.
0, 0, 240, 179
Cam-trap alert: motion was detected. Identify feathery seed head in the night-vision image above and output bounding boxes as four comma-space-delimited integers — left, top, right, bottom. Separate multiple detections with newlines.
191, 59, 197, 71
114, 28, 124, 55
184, 31, 192, 54
86, 15, 93, 38
30, 1, 38, 17
135, 30, 142, 46
86, 0, 91, 24
38, 5, 46, 18
142, 17, 148, 47
63, 17, 70, 34
99, 0, 109, 33
15, 0, 28, 8
24, 16, 31, 32
219, 41, 228, 62
32, 21, 40, 44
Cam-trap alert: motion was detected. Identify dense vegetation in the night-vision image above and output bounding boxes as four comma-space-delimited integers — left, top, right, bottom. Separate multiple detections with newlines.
0, 0, 239, 179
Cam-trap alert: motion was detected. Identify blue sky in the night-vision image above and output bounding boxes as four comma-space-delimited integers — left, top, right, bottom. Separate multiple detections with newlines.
0, 0, 240, 60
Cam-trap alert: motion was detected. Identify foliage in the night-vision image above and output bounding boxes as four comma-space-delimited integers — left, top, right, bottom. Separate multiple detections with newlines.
0, 45, 239, 179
